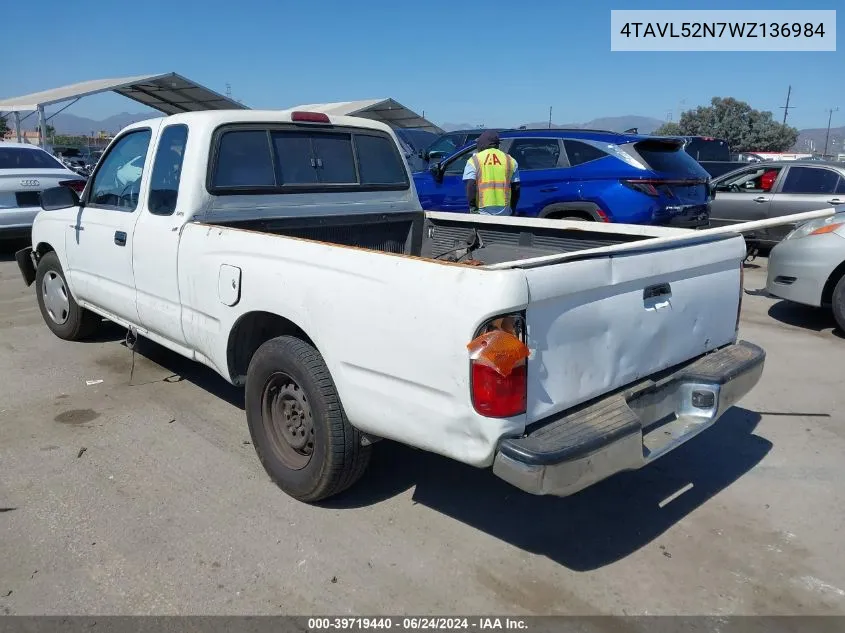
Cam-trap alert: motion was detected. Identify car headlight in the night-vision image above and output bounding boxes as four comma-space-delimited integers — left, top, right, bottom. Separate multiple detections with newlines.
785, 211, 845, 240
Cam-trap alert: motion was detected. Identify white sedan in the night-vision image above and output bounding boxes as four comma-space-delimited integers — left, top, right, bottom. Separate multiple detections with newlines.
0, 143, 86, 240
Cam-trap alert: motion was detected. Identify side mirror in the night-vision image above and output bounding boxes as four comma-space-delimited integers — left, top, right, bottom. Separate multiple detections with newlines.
428, 150, 445, 161
429, 162, 443, 182
40, 186, 80, 211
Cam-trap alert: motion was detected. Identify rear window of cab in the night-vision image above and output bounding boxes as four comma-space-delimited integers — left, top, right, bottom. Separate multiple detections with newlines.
208, 126, 410, 194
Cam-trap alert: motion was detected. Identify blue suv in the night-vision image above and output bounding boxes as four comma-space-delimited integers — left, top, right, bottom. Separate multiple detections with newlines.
413, 129, 712, 227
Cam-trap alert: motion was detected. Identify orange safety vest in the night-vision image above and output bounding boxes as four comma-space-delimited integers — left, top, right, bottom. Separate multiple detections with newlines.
470, 148, 515, 209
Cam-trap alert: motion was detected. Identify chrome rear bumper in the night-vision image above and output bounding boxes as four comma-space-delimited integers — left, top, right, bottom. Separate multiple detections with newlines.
493, 341, 765, 496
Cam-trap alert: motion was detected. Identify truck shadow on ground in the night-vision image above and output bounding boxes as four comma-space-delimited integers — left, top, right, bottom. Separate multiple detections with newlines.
767, 300, 844, 338
328, 407, 769, 571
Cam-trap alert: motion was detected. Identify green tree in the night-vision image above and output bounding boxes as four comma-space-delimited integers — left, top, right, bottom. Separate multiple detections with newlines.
0, 115, 9, 138
671, 97, 798, 152
653, 121, 682, 136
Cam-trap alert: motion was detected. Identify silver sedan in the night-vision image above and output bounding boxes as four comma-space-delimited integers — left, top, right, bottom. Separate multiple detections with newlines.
766, 209, 845, 330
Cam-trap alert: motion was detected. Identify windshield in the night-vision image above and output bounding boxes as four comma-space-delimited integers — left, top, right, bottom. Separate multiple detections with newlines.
0, 147, 66, 170
426, 134, 463, 156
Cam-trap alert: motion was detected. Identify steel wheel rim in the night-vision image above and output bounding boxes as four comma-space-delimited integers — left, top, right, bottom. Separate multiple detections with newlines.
261, 372, 315, 470
42, 271, 70, 325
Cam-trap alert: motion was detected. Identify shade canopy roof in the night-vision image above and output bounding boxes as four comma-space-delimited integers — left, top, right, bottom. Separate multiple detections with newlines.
0, 72, 247, 114
289, 98, 442, 134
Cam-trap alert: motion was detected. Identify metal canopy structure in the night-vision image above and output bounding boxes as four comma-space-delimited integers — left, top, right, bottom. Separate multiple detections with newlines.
0, 72, 247, 147
289, 98, 442, 134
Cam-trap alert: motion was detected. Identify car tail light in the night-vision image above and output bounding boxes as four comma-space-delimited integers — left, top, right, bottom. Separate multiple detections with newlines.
621, 179, 661, 197
468, 313, 529, 418
596, 209, 610, 222
59, 179, 86, 194
291, 111, 331, 124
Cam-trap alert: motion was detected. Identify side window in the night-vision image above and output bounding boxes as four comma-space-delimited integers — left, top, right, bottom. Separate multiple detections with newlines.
428, 134, 461, 156
837, 177, 845, 194
88, 129, 152, 211
781, 167, 841, 195
564, 140, 608, 167
717, 166, 782, 193
508, 138, 561, 170
445, 150, 473, 175
213, 130, 275, 188
355, 134, 408, 185
148, 124, 188, 216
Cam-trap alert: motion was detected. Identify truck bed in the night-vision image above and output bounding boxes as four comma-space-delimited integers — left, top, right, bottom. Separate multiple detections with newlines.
209, 210, 655, 267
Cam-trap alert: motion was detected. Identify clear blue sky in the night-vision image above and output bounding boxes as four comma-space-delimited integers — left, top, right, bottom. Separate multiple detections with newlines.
2, 0, 842, 130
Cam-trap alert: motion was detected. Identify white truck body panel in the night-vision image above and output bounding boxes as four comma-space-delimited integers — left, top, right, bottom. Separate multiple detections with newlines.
19, 109, 779, 497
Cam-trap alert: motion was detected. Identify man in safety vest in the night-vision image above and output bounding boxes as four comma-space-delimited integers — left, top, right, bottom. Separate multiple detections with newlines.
462, 130, 520, 215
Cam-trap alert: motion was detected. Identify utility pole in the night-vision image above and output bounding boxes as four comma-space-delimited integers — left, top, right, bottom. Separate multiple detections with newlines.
548, 106, 552, 129
225, 83, 232, 100
823, 106, 839, 157
780, 85, 794, 124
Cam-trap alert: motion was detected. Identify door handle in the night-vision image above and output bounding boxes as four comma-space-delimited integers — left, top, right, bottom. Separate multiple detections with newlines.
68, 224, 83, 231
539, 187, 559, 192
828, 198, 844, 205
114, 231, 127, 246
753, 196, 769, 203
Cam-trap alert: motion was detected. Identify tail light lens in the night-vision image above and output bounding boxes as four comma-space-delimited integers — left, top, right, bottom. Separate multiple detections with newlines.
622, 179, 661, 197
59, 179, 86, 194
468, 313, 529, 418
291, 111, 331, 123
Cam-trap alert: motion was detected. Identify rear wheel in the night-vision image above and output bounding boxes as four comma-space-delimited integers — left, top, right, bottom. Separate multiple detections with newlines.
35, 251, 100, 341
245, 335, 370, 502
831, 275, 845, 333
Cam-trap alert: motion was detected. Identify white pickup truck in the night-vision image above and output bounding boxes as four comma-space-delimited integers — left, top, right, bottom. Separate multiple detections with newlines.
16, 109, 765, 503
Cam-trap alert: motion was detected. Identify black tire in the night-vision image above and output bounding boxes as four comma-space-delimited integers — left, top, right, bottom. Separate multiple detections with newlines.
35, 251, 100, 341
832, 275, 845, 333
245, 335, 370, 502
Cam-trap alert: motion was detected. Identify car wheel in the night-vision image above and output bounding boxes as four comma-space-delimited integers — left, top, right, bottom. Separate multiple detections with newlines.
35, 251, 100, 341
245, 335, 371, 502
831, 275, 845, 333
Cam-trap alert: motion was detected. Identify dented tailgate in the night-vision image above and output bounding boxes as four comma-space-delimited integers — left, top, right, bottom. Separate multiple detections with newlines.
523, 235, 746, 424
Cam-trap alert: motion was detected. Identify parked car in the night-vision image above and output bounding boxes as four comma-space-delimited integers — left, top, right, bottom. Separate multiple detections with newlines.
766, 210, 845, 331
709, 161, 845, 245
420, 129, 504, 165
414, 129, 712, 227
0, 143, 86, 239
16, 109, 765, 503
731, 152, 765, 163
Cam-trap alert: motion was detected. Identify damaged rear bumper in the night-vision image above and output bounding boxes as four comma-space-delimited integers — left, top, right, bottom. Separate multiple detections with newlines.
492, 340, 765, 496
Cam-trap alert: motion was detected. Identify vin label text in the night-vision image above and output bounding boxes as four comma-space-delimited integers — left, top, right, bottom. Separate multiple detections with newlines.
611, 10, 836, 51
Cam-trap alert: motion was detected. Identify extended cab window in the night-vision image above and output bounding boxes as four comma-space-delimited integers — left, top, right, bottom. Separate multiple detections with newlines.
211, 126, 408, 193
88, 129, 152, 211
148, 124, 189, 216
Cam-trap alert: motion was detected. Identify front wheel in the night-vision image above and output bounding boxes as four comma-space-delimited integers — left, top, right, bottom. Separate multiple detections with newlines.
245, 336, 371, 502
831, 275, 845, 333
35, 251, 100, 341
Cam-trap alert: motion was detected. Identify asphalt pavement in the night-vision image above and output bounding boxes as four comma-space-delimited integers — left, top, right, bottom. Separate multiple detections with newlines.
1, 244, 843, 616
